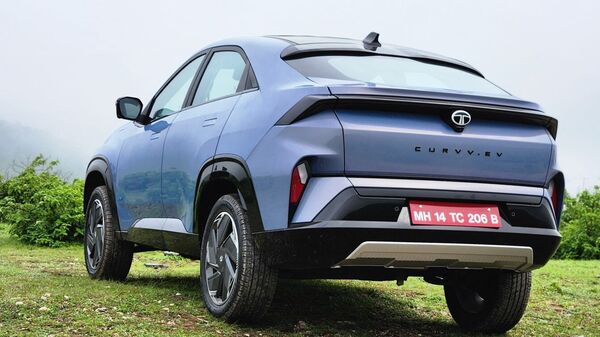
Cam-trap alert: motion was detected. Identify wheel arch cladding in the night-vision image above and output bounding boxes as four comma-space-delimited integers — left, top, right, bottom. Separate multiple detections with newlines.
194, 157, 264, 236
84, 158, 112, 212
84, 157, 122, 232
84, 171, 105, 212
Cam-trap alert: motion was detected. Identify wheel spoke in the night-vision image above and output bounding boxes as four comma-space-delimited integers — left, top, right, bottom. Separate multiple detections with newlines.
207, 228, 218, 264
86, 233, 95, 247
216, 214, 231, 247
92, 246, 100, 266
207, 270, 221, 291
93, 201, 101, 223
220, 263, 230, 299
225, 256, 236, 280
222, 235, 238, 265
94, 227, 102, 262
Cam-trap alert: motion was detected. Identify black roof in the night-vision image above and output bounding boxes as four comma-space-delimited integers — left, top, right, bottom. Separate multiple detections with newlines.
266, 34, 483, 77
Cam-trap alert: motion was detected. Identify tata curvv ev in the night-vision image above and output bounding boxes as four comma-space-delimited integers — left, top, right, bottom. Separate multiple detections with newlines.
84, 33, 563, 332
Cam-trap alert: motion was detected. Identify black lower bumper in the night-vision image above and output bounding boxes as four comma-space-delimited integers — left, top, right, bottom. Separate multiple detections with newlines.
254, 220, 561, 272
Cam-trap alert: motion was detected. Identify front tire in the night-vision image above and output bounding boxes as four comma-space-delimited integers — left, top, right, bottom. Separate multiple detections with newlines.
200, 194, 277, 322
444, 270, 531, 333
84, 186, 134, 281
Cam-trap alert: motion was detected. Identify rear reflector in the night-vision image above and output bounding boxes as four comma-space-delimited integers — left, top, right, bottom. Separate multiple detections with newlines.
548, 180, 559, 212
290, 163, 309, 204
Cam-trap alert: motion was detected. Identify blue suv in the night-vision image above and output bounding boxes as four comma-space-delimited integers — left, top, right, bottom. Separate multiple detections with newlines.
84, 33, 563, 332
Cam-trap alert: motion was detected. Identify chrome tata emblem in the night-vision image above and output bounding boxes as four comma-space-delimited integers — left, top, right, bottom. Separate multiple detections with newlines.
451, 110, 471, 127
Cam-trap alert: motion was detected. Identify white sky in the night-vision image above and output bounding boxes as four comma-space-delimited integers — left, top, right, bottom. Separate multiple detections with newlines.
0, 0, 599, 192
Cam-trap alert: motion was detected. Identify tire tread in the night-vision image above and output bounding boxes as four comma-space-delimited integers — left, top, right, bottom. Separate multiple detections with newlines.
444, 270, 531, 333
85, 185, 134, 281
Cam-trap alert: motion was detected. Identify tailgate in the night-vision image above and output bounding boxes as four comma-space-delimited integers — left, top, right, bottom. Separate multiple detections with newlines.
332, 89, 554, 186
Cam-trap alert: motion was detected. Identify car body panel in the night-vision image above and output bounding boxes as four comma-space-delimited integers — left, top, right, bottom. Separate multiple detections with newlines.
246, 111, 345, 230
85, 35, 562, 273
162, 95, 241, 232
115, 115, 177, 230
336, 108, 552, 186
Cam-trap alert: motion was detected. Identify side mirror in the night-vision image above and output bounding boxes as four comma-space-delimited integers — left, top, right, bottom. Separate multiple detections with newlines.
116, 97, 143, 121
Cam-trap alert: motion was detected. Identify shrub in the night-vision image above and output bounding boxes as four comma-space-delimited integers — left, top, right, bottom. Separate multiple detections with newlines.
0, 155, 84, 246
554, 186, 600, 259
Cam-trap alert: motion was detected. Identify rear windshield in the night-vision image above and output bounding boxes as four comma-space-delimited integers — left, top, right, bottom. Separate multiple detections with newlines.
286, 55, 508, 96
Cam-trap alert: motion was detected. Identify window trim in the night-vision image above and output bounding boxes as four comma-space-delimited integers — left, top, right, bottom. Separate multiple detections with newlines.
184, 45, 259, 109
140, 45, 258, 124
141, 52, 209, 123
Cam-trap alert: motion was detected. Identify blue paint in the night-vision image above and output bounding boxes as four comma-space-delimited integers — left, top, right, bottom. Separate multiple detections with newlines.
88, 36, 561, 235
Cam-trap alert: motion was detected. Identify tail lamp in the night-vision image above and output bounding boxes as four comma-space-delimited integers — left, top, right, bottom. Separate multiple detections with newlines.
290, 162, 309, 205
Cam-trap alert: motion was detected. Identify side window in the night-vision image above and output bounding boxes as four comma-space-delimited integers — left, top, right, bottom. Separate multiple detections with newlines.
150, 55, 205, 119
192, 51, 247, 105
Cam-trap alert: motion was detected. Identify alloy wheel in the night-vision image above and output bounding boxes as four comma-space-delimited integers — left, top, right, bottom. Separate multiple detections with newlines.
204, 211, 239, 305
86, 199, 105, 271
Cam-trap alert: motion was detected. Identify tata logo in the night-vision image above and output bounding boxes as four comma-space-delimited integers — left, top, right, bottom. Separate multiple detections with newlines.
451, 110, 471, 127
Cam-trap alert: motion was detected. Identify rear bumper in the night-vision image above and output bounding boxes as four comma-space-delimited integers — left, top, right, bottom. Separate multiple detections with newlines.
257, 176, 561, 276
254, 221, 560, 272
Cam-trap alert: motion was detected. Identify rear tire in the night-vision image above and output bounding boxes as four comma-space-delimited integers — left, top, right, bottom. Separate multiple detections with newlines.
200, 194, 278, 322
444, 270, 531, 333
84, 186, 134, 281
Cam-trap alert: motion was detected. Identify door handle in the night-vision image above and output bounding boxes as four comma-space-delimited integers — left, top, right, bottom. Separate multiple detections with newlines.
202, 117, 218, 127
150, 132, 161, 140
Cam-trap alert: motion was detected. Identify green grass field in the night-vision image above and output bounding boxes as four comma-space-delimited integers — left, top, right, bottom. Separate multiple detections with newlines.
0, 224, 598, 337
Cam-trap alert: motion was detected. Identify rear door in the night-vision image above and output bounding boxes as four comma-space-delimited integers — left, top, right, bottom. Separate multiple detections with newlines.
162, 47, 255, 233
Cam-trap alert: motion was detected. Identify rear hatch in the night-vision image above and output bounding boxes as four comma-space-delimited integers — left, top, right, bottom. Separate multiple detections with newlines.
284, 51, 556, 186
330, 86, 554, 186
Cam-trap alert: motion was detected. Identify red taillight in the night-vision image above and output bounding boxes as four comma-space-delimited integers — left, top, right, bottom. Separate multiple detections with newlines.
548, 181, 559, 211
290, 163, 309, 204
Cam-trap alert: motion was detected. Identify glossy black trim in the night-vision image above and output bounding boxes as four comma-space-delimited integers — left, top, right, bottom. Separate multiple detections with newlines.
504, 199, 556, 230
312, 188, 406, 223
125, 220, 201, 257
194, 155, 264, 235
309, 186, 554, 229
125, 220, 164, 249
355, 187, 542, 204
115, 96, 143, 121
84, 157, 121, 232
280, 43, 483, 77
275, 94, 558, 139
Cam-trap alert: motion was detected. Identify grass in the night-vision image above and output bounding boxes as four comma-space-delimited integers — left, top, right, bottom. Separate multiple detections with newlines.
0, 224, 598, 337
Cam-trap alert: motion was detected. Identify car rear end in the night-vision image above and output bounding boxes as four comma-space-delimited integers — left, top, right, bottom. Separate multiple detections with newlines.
255, 45, 563, 278
251, 42, 564, 331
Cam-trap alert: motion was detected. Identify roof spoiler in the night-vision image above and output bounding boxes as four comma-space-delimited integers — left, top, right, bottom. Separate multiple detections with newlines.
275, 94, 558, 139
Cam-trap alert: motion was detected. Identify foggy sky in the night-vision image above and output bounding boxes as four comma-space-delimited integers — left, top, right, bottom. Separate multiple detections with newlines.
0, 0, 598, 192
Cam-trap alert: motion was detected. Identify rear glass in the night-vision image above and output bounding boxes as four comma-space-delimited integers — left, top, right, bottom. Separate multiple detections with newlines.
286, 55, 509, 96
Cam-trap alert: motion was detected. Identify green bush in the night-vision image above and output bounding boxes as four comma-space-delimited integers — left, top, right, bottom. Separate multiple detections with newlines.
0, 155, 84, 247
554, 186, 600, 259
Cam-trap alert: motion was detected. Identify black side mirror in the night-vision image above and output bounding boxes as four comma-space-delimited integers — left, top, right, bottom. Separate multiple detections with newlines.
116, 97, 143, 121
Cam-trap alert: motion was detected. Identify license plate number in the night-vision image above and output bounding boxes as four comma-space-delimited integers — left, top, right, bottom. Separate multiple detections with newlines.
409, 200, 501, 228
